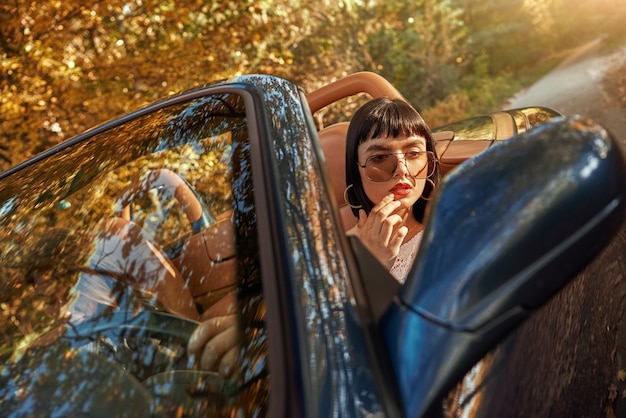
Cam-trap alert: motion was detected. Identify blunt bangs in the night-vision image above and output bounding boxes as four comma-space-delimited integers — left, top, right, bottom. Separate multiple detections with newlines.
359, 100, 429, 144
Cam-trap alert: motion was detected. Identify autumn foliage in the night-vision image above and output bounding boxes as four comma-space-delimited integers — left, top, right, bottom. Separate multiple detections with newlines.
2, 0, 625, 172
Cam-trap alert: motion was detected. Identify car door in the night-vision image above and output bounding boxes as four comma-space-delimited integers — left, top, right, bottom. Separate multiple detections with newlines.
0, 88, 275, 416
0, 76, 401, 417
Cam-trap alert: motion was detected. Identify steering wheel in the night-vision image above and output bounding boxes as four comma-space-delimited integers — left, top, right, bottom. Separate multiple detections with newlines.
66, 309, 199, 343
64, 310, 198, 376
64, 310, 244, 414
115, 168, 214, 234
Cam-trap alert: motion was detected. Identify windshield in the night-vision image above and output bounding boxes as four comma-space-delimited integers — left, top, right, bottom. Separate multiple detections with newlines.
0, 92, 268, 416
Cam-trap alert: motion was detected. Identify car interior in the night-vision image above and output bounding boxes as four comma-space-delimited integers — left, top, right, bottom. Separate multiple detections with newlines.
75, 73, 470, 328
1, 71, 583, 417
97, 167, 240, 322
84, 73, 488, 325
309, 72, 561, 230
1, 97, 266, 414
309, 72, 457, 230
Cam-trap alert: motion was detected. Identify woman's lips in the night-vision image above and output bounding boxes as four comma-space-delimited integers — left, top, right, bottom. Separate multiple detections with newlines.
390, 183, 412, 196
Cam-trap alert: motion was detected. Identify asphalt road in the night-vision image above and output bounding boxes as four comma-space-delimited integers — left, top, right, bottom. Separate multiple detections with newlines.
506, 36, 626, 142
496, 38, 626, 417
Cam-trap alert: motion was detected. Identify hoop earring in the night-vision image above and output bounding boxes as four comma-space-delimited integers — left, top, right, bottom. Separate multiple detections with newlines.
343, 184, 362, 209
420, 178, 436, 201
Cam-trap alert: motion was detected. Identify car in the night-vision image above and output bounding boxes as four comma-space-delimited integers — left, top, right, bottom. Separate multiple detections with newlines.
0, 72, 625, 417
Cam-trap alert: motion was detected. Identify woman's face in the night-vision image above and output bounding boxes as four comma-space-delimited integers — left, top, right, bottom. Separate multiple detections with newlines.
357, 134, 428, 212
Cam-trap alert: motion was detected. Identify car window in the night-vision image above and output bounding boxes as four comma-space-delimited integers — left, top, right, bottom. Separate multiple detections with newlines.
0, 92, 268, 416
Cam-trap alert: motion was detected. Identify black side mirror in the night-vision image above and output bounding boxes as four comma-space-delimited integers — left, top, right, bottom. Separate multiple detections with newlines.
381, 116, 626, 418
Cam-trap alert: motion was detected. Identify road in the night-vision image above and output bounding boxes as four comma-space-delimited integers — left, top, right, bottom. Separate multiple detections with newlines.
506, 36, 626, 142
494, 38, 626, 417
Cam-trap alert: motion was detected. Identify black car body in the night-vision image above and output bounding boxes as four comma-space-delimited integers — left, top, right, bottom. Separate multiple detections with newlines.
1, 73, 625, 417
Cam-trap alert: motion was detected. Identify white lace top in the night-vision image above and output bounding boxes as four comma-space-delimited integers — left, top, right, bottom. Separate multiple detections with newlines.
390, 230, 423, 284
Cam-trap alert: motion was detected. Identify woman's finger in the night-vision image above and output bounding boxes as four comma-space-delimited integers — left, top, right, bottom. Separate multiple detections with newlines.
367, 197, 400, 233
188, 314, 237, 355
199, 324, 241, 371
368, 194, 396, 217
219, 345, 241, 377
357, 209, 368, 228
389, 225, 409, 254
377, 213, 404, 246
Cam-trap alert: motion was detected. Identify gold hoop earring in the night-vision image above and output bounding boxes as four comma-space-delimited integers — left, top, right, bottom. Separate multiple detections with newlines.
343, 184, 362, 209
420, 178, 436, 201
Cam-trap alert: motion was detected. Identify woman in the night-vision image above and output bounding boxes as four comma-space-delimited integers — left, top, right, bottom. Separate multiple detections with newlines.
188, 97, 441, 373
344, 97, 440, 283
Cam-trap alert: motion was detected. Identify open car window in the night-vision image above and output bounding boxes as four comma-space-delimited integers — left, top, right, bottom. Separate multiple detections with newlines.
0, 93, 268, 416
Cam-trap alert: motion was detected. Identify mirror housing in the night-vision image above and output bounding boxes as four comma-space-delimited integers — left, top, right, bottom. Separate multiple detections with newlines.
381, 116, 626, 418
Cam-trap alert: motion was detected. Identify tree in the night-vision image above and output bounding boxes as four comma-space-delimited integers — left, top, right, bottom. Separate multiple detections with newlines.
363, 0, 467, 110
0, 0, 339, 171
4, 0, 625, 171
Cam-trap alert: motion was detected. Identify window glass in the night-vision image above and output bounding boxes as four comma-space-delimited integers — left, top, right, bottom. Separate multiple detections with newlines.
0, 93, 268, 416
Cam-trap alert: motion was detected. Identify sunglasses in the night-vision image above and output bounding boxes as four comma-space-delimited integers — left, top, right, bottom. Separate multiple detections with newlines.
359, 151, 436, 182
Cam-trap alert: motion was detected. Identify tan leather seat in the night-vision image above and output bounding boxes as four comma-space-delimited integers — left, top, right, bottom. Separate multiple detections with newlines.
116, 168, 207, 228
172, 210, 238, 316
90, 217, 200, 320
318, 122, 357, 230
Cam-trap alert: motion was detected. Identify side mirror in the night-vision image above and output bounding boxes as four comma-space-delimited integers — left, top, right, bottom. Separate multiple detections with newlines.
381, 116, 626, 418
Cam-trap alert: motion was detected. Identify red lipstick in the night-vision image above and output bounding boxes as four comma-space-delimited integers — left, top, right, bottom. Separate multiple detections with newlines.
390, 182, 412, 197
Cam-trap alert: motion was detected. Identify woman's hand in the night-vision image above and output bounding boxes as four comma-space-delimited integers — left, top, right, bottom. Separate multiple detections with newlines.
188, 313, 241, 376
349, 194, 408, 269
187, 292, 241, 377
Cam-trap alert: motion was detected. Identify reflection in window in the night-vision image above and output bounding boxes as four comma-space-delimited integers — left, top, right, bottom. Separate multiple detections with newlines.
0, 93, 268, 416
